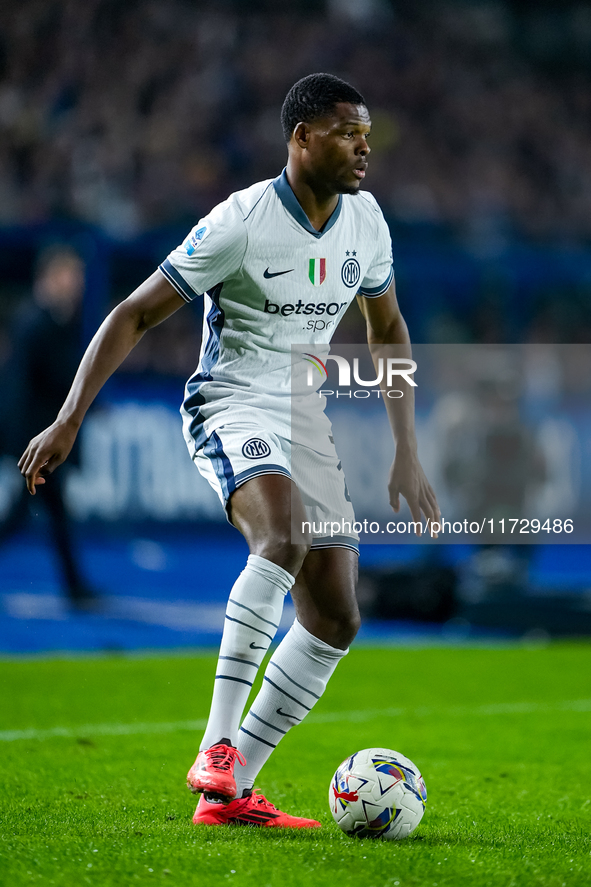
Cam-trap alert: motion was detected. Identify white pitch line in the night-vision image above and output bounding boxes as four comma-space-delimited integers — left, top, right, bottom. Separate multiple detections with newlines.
0, 719, 208, 743
1, 699, 590, 743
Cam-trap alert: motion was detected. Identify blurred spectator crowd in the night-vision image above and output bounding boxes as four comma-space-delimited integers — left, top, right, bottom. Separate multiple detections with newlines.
1, 0, 590, 243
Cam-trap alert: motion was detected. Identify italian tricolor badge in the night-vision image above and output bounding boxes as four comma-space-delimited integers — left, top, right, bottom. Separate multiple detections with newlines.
308, 258, 326, 286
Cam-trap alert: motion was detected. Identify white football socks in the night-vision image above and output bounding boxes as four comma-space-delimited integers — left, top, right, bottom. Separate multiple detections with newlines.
199, 554, 294, 751
235, 618, 348, 796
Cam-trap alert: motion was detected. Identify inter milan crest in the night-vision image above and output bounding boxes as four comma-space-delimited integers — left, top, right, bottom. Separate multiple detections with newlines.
242, 438, 271, 459
341, 256, 361, 288
308, 258, 326, 286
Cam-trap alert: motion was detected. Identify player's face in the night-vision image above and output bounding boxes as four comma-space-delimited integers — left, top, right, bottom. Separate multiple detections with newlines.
306, 103, 371, 195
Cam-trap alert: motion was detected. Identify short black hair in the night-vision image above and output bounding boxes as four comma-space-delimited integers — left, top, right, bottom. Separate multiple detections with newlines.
280, 73, 366, 142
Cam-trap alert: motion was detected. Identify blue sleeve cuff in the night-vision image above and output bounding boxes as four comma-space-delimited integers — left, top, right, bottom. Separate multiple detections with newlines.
158, 258, 201, 302
358, 265, 394, 298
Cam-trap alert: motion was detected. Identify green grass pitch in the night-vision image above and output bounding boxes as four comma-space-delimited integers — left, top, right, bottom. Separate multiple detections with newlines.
1, 643, 590, 886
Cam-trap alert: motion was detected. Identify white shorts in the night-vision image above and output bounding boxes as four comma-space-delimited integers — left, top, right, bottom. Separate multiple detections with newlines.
194, 423, 359, 553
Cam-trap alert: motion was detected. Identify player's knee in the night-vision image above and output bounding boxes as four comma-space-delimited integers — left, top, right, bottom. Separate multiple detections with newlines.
255, 532, 311, 577
315, 606, 360, 650
335, 608, 361, 648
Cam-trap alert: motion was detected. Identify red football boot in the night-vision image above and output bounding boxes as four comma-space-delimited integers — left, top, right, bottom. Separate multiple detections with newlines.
186, 744, 245, 799
192, 790, 321, 828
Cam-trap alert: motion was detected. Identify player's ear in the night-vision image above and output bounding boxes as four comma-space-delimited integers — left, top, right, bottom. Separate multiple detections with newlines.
292, 121, 311, 149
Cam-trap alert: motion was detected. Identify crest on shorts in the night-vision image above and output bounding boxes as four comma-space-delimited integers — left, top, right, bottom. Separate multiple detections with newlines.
242, 438, 271, 459
309, 258, 326, 286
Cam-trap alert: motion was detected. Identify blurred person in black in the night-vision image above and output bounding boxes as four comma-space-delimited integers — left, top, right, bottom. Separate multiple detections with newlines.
0, 245, 97, 608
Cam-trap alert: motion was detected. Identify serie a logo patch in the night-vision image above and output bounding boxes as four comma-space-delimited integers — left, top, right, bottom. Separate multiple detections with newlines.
184, 225, 207, 256
242, 438, 272, 459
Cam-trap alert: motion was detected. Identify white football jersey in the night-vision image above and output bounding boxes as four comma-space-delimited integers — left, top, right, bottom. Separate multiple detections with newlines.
159, 169, 394, 455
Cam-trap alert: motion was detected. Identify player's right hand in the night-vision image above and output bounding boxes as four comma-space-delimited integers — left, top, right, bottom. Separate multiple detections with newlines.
18, 419, 79, 495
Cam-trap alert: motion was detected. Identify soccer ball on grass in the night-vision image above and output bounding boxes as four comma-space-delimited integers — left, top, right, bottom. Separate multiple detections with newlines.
329, 747, 427, 840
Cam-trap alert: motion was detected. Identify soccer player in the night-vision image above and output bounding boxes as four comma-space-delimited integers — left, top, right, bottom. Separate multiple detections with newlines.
19, 74, 439, 828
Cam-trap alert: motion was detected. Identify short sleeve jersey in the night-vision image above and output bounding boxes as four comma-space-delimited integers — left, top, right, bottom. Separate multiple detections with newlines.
159, 169, 394, 455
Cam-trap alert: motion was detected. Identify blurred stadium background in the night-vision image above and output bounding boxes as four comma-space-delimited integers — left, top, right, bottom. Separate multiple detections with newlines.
1, 0, 591, 652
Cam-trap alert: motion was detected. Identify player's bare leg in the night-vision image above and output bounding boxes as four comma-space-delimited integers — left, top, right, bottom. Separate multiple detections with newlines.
289, 546, 360, 650
229, 474, 311, 577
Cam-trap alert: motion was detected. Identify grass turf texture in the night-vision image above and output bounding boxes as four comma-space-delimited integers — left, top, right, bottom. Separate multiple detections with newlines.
1, 645, 590, 887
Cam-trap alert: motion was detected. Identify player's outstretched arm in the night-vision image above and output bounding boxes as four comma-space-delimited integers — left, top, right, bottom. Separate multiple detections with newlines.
358, 284, 440, 534
18, 271, 186, 494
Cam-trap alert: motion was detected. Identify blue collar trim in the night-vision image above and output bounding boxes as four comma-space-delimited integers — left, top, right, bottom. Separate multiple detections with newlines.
273, 169, 342, 239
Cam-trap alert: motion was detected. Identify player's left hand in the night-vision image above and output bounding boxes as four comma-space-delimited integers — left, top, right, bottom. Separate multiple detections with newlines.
18, 418, 79, 495
388, 446, 440, 536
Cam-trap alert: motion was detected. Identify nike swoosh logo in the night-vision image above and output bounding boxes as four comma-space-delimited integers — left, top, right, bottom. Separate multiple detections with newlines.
249, 642, 266, 650
276, 708, 301, 721
263, 268, 294, 279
